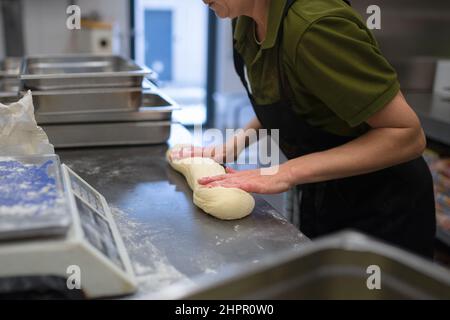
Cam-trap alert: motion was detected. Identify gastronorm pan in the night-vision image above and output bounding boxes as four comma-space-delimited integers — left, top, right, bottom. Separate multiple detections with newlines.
0, 57, 22, 103
0, 57, 22, 78
20, 55, 153, 90
36, 105, 179, 125
41, 121, 172, 148
34, 88, 180, 124
27, 87, 142, 113
154, 232, 450, 300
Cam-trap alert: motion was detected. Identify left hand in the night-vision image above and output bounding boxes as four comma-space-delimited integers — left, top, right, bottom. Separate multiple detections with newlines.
198, 166, 293, 194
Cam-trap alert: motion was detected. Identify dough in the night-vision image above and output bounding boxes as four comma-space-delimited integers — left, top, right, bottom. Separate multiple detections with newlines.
166, 145, 255, 220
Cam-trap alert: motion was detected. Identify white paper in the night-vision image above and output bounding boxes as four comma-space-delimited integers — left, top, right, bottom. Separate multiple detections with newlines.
0, 91, 54, 156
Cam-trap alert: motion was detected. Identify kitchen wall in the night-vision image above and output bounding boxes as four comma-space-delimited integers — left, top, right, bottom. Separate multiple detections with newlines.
352, 0, 450, 59
351, 0, 450, 92
21, 0, 129, 56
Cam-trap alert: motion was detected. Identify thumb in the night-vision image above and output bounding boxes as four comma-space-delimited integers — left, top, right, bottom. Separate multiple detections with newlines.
225, 166, 238, 174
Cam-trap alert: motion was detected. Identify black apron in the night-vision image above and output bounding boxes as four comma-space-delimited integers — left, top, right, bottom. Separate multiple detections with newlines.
232, 0, 436, 258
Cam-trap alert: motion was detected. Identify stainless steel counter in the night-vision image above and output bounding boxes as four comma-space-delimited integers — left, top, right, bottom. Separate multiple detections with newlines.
57, 124, 308, 298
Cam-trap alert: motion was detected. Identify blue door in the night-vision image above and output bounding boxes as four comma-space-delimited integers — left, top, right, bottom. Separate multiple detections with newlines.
144, 10, 173, 81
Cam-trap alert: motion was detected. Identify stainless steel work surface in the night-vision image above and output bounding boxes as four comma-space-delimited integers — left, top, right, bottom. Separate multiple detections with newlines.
57, 125, 308, 297
21, 55, 152, 90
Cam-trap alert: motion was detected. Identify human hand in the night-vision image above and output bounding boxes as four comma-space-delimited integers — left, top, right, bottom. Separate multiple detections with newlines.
197, 165, 293, 194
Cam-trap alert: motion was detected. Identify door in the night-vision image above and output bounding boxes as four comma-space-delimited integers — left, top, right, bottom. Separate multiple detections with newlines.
144, 9, 173, 81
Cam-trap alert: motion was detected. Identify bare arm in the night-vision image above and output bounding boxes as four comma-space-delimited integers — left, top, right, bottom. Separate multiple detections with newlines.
285, 91, 426, 184
199, 92, 427, 194
169, 117, 262, 163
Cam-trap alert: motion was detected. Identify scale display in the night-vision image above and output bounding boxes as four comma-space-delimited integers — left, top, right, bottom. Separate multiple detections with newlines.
71, 177, 124, 271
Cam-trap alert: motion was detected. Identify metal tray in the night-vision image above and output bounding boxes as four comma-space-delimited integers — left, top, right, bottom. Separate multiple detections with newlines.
0, 57, 21, 103
41, 121, 172, 148
28, 87, 143, 113
36, 106, 179, 125
0, 57, 22, 78
0, 86, 19, 104
20, 55, 152, 90
36, 93, 180, 124
155, 232, 450, 300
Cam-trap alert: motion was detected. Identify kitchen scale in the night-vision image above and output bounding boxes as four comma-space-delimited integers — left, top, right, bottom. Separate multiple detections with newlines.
0, 154, 136, 299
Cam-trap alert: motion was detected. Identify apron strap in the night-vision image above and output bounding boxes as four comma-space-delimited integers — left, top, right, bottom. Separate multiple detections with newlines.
232, 0, 296, 100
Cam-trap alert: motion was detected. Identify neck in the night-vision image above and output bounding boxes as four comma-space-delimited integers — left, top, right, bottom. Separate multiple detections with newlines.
245, 0, 271, 43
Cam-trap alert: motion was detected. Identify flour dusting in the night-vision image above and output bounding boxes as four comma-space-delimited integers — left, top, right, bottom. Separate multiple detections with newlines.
110, 206, 189, 293
0, 160, 59, 216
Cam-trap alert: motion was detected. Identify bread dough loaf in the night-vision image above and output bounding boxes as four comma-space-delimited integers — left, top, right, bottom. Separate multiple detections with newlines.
166, 146, 255, 220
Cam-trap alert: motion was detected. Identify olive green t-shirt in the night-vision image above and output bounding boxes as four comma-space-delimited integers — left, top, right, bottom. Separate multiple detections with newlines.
234, 0, 400, 136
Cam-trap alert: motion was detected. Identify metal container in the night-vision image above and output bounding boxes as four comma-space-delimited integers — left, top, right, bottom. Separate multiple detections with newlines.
41, 121, 172, 148
36, 106, 179, 125
0, 86, 19, 104
0, 57, 22, 78
20, 55, 152, 90
155, 232, 450, 300
0, 57, 22, 104
28, 87, 143, 113
34, 90, 180, 124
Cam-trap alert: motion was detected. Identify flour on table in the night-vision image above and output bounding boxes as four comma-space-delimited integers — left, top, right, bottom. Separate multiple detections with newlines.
110, 206, 190, 292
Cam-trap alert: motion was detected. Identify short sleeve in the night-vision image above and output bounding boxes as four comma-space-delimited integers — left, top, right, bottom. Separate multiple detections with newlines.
295, 16, 400, 127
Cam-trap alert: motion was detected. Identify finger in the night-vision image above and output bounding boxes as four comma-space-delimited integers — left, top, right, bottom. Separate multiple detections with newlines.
170, 146, 191, 160
198, 174, 229, 185
182, 146, 204, 158
208, 177, 263, 193
202, 146, 217, 159
204, 180, 241, 189
172, 146, 203, 160
169, 149, 183, 160
224, 166, 238, 174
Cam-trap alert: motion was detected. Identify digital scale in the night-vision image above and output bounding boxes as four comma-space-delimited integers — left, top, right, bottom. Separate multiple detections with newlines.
0, 155, 136, 299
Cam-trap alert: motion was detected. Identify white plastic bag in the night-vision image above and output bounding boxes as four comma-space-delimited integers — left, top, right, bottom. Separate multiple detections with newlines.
0, 91, 54, 156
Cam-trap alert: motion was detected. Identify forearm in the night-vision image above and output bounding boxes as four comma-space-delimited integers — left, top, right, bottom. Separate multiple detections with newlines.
284, 126, 426, 185
233, 116, 262, 144
244, 116, 262, 131
227, 117, 262, 156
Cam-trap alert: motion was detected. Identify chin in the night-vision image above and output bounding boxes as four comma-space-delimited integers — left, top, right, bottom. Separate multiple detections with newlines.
211, 4, 230, 19
215, 11, 229, 19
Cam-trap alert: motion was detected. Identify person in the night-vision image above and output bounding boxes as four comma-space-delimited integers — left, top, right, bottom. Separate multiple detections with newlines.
171, 0, 436, 258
